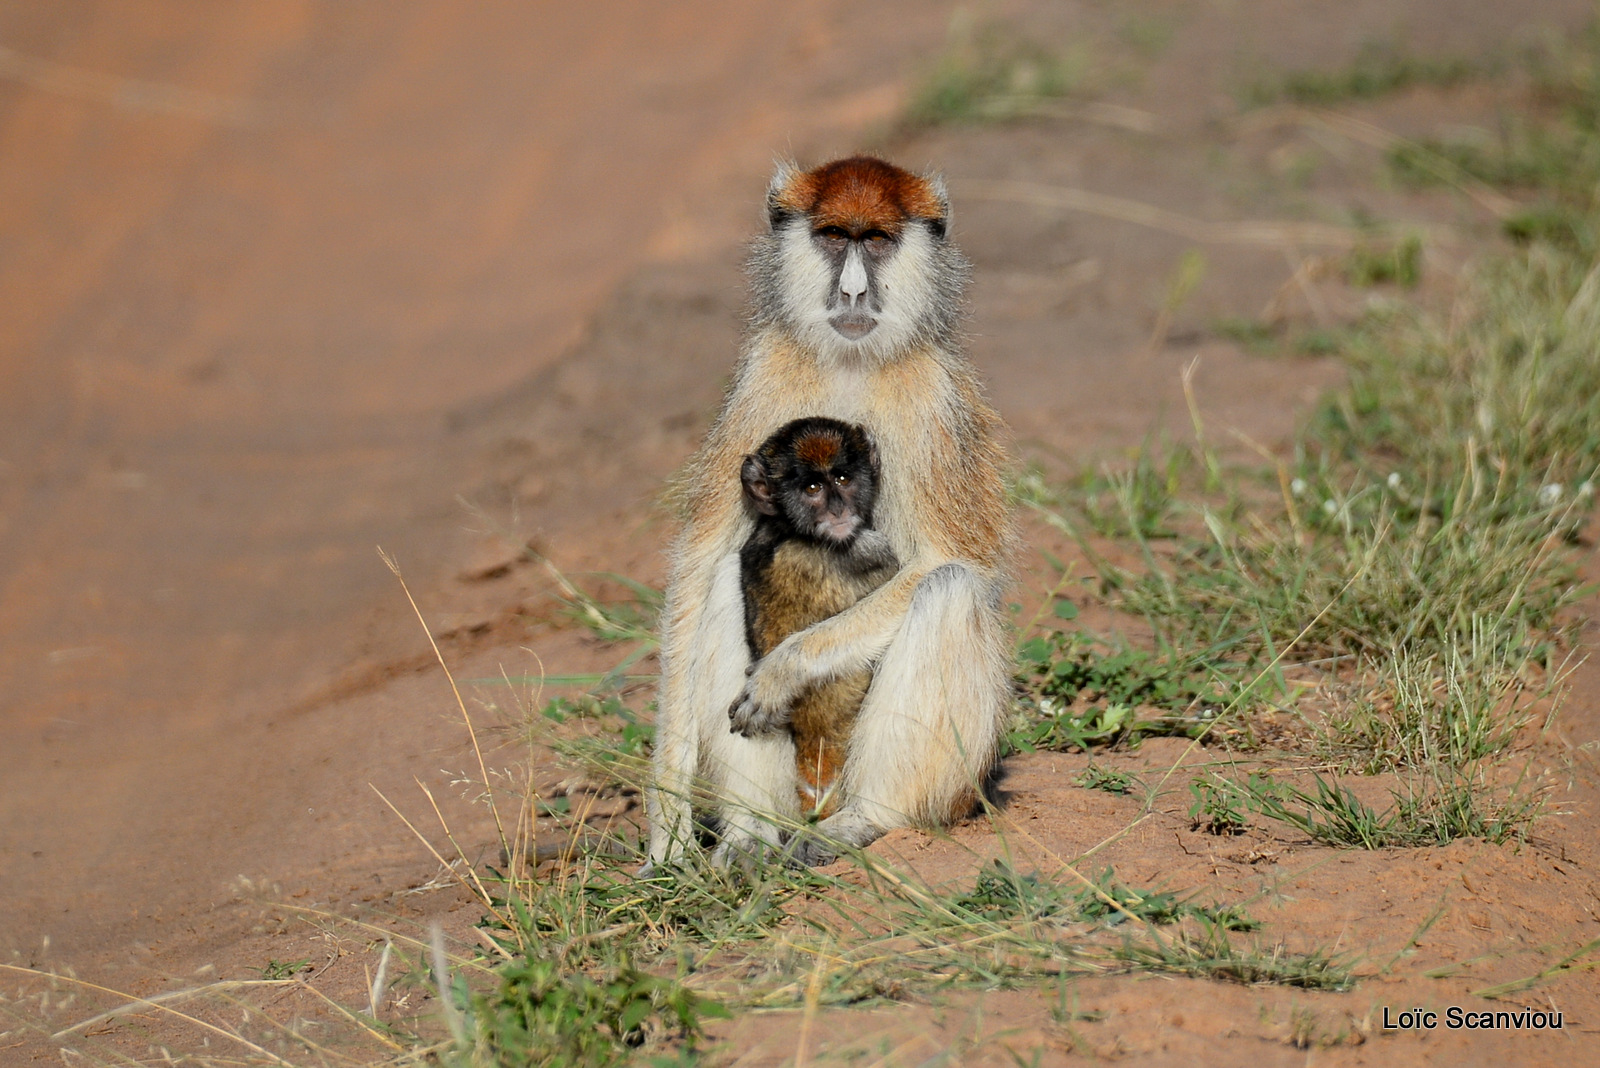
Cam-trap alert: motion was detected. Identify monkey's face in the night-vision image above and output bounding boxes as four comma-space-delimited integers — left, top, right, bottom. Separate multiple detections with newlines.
813, 224, 890, 341
759, 157, 966, 361
772, 210, 945, 363
782, 461, 876, 545
742, 417, 881, 548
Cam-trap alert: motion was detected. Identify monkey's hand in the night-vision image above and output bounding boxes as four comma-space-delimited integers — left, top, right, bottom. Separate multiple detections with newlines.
727, 655, 801, 737
847, 529, 899, 574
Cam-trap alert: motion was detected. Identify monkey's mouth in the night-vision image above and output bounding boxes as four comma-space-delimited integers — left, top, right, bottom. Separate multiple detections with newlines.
829, 311, 877, 340
816, 513, 862, 543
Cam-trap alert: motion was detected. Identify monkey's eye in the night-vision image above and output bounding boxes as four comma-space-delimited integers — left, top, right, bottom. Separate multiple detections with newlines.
834, 474, 852, 486
803, 481, 823, 495
863, 230, 890, 243
815, 226, 848, 242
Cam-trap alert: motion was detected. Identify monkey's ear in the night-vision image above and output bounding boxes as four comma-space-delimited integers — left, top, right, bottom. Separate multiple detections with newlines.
766, 159, 803, 232
863, 429, 881, 476
741, 455, 780, 515
921, 170, 951, 239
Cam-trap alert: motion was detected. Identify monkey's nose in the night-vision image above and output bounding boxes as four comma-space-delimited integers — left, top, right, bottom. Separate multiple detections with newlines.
839, 245, 869, 306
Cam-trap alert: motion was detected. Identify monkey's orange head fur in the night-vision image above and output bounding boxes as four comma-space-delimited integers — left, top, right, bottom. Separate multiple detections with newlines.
752, 418, 876, 488
791, 428, 841, 469
756, 419, 854, 475
768, 156, 947, 238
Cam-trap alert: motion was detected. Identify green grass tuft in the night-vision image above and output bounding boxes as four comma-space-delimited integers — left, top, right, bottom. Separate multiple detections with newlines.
1198, 768, 1543, 849
1112, 921, 1356, 990
458, 954, 727, 1068
1077, 762, 1140, 795
1345, 235, 1423, 288
1011, 626, 1231, 753
1244, 41, 1482, 107
906, 17, 1087, 126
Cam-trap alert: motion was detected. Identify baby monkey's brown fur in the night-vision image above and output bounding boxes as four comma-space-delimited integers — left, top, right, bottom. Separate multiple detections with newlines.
738, 418, 898, 818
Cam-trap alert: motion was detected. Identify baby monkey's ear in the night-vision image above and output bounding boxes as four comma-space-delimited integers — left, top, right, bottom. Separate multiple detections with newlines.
740, 455, 780, 515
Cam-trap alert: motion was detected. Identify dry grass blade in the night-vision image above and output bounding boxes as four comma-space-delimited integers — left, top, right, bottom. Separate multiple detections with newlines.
430, 922, 468, 1048
48, 979, 297, 1038
1237, 105, 1516, 218
378, 547, 512, 882
368, 781, 514, 933
1472, 937, 1600, 999
963, 178, 1360, 248
0, 964, 295, 1065
285, 978, 404, 1051
793, 951, 828, 1068
270, 902, 501, 976
368, 937, 393, 1018
980, 809, 1154, 927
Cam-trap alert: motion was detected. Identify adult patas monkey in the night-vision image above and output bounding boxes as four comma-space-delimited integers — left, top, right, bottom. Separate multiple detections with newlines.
646, 156, 1011, 868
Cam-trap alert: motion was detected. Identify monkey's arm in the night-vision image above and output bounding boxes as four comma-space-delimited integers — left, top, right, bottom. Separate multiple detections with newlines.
728, 562, 941, 735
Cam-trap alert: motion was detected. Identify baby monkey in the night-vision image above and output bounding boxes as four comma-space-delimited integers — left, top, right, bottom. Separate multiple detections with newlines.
735, 417, 899, 820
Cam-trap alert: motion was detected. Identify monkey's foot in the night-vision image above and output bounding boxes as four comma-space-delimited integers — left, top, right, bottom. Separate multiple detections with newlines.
710, 832, 782, 874
783, 833, 840, 868
783, 807, 885, 867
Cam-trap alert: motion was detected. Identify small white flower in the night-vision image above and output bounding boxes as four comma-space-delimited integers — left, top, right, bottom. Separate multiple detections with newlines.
1539, 483, 1563, 507
1322, 499, 1338, 515
1290, 478, 1307, 497
1387, 472, 1402, 490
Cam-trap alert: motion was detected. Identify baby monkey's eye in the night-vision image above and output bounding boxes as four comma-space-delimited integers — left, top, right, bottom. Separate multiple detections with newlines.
803, 481, 823, 495
834, 474, 852, 486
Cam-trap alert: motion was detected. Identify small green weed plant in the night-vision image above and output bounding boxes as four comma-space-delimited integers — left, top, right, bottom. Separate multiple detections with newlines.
1077, 762, 1140, 795
906, 15, 1087, 125
1242, 40, 1482, 107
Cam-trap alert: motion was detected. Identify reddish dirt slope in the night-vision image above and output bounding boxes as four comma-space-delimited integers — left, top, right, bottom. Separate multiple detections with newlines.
0, 0, 953, 967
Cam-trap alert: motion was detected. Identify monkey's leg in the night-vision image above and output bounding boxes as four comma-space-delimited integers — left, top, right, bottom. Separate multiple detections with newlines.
789, 563, 1008, 866
706, 727, 799, 867
644, 646, 699, 869
646, 551, 741, 866
648, 550, 799, 868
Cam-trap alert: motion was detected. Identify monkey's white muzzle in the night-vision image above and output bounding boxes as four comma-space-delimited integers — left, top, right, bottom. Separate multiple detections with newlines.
816, 512, 862, 542
831, 245, 877, 339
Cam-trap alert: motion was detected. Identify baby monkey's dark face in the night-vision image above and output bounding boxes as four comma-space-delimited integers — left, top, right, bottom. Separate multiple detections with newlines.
741, 418, 880, 548
780, 451, 875, 544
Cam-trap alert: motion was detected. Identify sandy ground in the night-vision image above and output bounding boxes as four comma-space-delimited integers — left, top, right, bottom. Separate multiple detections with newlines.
3, 1, 1599, 1064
